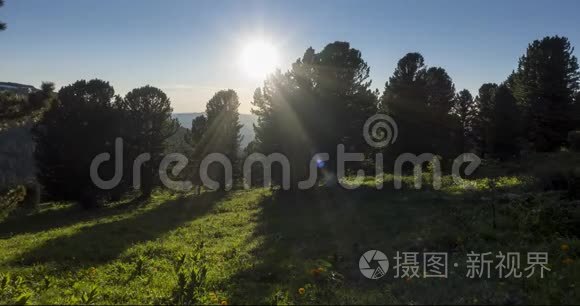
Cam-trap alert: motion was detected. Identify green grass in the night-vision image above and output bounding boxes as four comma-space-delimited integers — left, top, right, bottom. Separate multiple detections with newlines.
0, 178, 578, 304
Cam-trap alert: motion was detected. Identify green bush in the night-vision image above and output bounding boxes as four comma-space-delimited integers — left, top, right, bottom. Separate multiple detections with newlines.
0, 185, 26, 219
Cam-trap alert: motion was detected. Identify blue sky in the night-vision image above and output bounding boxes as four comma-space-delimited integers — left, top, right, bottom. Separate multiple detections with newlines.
2, 0, 580, 113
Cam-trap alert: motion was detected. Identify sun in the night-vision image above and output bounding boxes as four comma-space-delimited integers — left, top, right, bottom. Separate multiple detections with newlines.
239, 40, 279, 79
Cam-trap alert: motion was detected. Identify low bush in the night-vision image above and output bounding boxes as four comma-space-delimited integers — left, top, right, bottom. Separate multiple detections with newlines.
0, 185, 26, 219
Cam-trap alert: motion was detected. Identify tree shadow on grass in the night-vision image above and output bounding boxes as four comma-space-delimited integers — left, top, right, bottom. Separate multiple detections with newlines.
0, 198, 146, 238
225, 186, 504, 304
10, 191, 225, 268
224, 188, 431, 302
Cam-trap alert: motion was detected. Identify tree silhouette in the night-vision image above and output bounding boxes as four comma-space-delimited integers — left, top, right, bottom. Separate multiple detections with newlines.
116, 86, 178, 199
472, 83, 499, 156
33, 80, 120, 208
514, 36, 580, 151
452, 89, 477, 151
380, 52, 460, 160
183, 114, 208, 192
192, 90, 242, 190
252, 42, 377, 187
205, 89, 242, 165
306, 42, 378, 156
425, 67, 456, 116
190, 115, 208, 145
574, 91, 580, 130
488, 84, 522, 159
251, 71, 302, 186
19, 35, 580, 203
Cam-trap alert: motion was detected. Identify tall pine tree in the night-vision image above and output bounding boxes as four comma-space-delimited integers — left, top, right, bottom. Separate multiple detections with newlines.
452, 89, 477, 152
380, 53, 459, 160
488, 84, 522, 159
116, 86, 178, 199
252, 42, 378, 187
473, 83, 499, 156
515, 36, 580, 151
193, 90, 242, 190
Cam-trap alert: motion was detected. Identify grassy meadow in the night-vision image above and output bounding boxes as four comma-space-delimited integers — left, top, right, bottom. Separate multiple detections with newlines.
0, 166, 578, 304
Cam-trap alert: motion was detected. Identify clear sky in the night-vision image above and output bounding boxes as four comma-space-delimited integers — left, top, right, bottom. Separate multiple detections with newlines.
2, 0, 580, 114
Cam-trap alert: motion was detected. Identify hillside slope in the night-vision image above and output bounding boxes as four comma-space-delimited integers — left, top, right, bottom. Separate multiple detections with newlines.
0, 181, 577, 304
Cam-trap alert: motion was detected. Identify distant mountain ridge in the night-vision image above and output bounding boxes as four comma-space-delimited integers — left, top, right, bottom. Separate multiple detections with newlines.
0, 82, 37, 94
172, 112, 257, 148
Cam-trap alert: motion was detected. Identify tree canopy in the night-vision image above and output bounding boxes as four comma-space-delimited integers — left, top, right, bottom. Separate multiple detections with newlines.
380, 52, 459, 159
514, 36, 580, 151
9, 35, 580, 198
251, 41, 377, 186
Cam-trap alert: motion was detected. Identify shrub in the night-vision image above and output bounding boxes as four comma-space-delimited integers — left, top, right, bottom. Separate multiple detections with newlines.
0, 185, 26, 219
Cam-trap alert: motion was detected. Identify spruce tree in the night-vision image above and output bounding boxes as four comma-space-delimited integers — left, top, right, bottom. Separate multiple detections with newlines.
116, 86, 178, 198
452, 89, 477, 152
488, 84, 521, 159
192, 90, 242, 190
515, 36, 580, 151
473, 83, 498, 156
380, 53, 459, 160
252, 42, 377, 187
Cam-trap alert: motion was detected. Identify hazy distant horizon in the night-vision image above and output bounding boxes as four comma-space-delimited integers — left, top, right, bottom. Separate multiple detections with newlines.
172, 112, 257, 147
